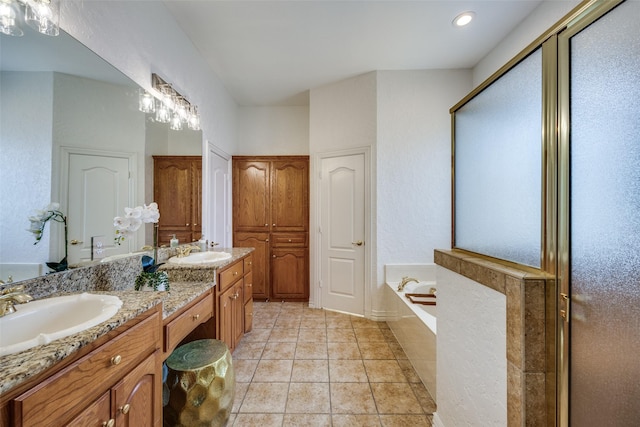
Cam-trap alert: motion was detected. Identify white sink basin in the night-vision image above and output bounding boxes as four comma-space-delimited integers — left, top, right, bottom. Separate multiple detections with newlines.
168, 251, 232, 265
0, 293, 123, 357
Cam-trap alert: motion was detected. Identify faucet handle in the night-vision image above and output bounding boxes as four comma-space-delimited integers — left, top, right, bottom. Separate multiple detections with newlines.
1, 285, 25, 296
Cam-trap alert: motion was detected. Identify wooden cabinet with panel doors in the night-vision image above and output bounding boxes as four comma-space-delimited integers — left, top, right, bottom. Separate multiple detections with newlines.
153, 156, 202, 246
8, 306, 162, 427
216, 254, 254, 352
232, 156, 309, 302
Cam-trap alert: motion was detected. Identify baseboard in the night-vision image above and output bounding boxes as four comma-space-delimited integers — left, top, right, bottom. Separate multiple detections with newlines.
432, 412, 444, 427
368, 307, 392, 322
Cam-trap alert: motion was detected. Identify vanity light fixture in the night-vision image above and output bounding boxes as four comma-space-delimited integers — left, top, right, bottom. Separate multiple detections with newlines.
139, 73, 201, 132
453, 11, 475, 27
0, 0, 60, 37
138, 90, 156, 114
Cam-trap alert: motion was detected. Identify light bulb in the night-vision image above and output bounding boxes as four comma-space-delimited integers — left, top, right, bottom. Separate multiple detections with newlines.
155, 101, 171, 123
453, 11, 475, 27
170, 112, 183, 131
25, 0, 60, 36
0, 0, 23, 36
138, 90, 156, 113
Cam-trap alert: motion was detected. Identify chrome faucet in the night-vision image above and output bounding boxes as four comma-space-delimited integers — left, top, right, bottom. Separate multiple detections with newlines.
397, 276, 419, 291
176, 245, 201, 258
0, 285, 33, 317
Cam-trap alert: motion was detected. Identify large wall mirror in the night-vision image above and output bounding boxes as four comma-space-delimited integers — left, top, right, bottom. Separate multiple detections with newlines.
0, 29, 202, 284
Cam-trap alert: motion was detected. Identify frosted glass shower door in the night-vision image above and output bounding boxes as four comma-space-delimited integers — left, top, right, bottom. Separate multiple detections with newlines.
565, 1, 640, 425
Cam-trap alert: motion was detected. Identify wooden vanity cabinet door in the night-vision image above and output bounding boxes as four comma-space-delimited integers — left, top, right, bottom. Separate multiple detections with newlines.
113, 351, 161, 427
234, 232, 269, 300
244, 298, 254, 333
65, 391, 111, 427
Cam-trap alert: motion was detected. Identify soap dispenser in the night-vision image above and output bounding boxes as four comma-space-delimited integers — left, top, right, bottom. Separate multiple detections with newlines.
198, 235, 207, 252
170, 234, 179, 248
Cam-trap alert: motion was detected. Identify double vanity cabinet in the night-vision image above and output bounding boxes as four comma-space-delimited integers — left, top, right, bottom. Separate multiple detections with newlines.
0, 250, 253, 427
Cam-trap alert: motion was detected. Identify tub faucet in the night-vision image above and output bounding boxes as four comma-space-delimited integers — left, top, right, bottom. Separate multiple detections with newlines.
397, 276, 419, 291
0, 285, 33, 317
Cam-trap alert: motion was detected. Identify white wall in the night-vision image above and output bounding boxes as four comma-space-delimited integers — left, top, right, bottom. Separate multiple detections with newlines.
0, 72, 54, 266
309, 72, 377, 309
60, 0, 238, 156
473, 0, 581, 86
375, 70, 472, 314
237, 106, 309, 155
309, 70, 473, 316
435, 266, 507, 427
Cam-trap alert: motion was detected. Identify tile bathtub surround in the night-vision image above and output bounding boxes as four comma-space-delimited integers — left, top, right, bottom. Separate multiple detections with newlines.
229, 301, 436, 427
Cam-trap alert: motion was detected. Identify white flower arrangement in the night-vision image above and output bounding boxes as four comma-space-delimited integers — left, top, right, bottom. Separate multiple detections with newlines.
114, 202, 160, 245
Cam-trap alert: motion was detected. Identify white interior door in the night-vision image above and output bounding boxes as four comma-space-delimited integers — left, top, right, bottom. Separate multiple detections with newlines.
65, 151, 133, 263
320, 153, 366, 315
206, 145, 230, 247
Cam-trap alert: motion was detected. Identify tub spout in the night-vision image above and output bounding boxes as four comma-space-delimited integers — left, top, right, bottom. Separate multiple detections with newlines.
397, 276, 419, 291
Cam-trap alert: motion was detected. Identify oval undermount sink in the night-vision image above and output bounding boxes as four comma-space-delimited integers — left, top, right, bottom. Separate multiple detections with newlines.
0, 293, 123, 357
167, 251, 232, 265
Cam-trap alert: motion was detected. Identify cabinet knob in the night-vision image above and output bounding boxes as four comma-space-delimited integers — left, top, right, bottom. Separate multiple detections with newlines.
273, 223, 276, 226
120, 403, 131, 415
273, 254, 276, 258
186, 223, 190, 226
103, 420, 115, 427
265, 224, 268, 227
288, 239, 292, 242
233, 271, 238, 276
248, 283, 252, 287
192, 314, 200, 321
111, 355, 122, 366
265, 238, 269, 242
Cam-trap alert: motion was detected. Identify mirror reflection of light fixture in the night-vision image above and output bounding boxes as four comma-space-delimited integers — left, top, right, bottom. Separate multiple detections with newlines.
169, 112, 183, 131
155, 102, 171, 123
0, 0, 23, 36
0, 0, 60, 37
188, 106, 201, 131
139, 73, 201, 132
138, 90, 156, 114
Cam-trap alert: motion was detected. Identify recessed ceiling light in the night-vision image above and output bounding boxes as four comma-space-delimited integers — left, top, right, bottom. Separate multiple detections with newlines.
453, 11, 475, 27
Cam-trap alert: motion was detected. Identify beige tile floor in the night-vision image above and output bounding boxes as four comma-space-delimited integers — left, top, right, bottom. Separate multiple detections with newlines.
228, 301, 436, 427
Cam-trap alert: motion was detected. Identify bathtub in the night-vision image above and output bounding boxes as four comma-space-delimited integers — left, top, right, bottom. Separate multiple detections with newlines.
385, 265, 438, 400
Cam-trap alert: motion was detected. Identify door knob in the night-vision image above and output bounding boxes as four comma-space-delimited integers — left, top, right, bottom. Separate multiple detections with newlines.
352, 241, 364, 246
70, 239, 83, 245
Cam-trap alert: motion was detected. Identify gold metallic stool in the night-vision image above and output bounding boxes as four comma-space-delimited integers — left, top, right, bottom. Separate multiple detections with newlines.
164, 339, 235, 426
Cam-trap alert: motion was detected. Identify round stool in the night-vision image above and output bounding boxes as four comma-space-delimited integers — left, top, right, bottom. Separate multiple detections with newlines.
164, 339, 235, 427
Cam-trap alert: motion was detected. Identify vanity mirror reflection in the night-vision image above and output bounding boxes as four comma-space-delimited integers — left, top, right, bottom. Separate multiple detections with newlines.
0, 29, 202, 284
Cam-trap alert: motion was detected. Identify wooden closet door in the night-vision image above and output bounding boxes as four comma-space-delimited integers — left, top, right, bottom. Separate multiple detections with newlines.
271, 159, 308, 232
154, 157, 191, 238
233, 160, 270, 231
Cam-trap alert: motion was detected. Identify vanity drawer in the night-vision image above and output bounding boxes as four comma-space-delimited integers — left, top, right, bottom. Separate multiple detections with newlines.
244, 271, 253, 303
219, 260, 243, 292
244, 255, 253, 274
13, 309, 160, 427
163, 291, 213, 354
271, 232, 308, 247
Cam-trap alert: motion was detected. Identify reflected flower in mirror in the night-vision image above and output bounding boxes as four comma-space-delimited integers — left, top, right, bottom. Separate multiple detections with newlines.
27, 202, 68, 272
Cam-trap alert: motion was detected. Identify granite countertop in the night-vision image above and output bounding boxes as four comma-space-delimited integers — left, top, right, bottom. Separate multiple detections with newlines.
0, 247, 254, 397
